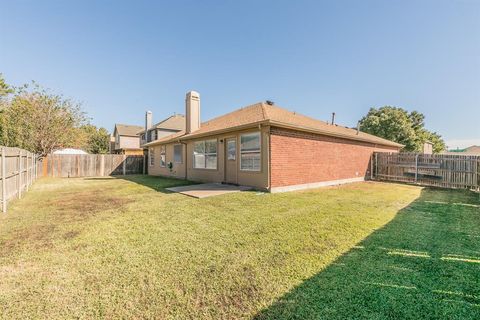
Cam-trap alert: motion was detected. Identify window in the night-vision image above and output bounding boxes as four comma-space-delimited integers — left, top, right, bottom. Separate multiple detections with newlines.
193, 139, 217, 169
149, 147, 155, 166
227, 140, 236, 160
160, 145, 166, 167
174, 144, 183, 163
149, 130, 156, 142
240, 132, 261, 171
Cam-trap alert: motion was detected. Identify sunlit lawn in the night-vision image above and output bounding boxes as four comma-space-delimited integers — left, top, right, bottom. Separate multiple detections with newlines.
0, 176, 478, 319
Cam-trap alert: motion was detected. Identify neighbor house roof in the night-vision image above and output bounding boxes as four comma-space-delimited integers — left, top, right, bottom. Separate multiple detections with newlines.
144, 103, 403, 148
138, 114, 186, 134
444, 145, 480, 155
464, 146, 480, 154
114, 124, 144, 137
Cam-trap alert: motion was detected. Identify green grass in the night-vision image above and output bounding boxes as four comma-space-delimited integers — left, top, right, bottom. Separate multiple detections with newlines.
0, 176, 478, 319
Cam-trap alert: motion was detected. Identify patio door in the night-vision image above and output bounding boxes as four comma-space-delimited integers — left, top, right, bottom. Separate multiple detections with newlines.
225, 137, 237, 184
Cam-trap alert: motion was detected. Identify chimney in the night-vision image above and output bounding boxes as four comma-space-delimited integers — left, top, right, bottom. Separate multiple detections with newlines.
356, 121, 360, 135
185, 91, 200, 134
145, 111, 152, 131
331, 112, 336, 125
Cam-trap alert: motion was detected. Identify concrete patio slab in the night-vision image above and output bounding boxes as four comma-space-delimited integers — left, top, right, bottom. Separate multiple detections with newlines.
166, 183, 252, 198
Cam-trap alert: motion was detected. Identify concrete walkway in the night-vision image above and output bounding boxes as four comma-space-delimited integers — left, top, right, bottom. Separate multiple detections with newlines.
166, 183, 252, 198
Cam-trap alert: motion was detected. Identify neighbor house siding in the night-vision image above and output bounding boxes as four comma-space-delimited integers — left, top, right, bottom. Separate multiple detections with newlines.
269, 127, 400, 189
118, 136, 141, 150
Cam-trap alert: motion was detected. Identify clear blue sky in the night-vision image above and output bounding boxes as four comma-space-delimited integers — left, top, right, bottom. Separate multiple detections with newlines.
1, 0, 479, 148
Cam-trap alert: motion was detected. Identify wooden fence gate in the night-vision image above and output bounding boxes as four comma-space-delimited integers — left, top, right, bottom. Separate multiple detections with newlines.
372, 152, 480, 190
42, 154, 144, 177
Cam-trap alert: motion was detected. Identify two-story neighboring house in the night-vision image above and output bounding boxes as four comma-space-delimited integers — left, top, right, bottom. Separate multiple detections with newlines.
111, 124, 144, 155
111, 112, 186, 156
139, 112, 185, 147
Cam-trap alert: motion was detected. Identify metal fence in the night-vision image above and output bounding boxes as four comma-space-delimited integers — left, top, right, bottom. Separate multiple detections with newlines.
0, 147, 39, 213
372, 152, 480, 190
41, 154, 144, 177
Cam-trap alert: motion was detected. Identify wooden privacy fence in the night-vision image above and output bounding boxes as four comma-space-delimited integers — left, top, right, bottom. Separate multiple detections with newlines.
372, 152, 480, 190
42, 154, 144, 177
0, 147, 39, 213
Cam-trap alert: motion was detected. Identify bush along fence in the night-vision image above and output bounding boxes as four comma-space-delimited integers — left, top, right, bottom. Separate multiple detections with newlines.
41, 154, 144, 177
372, 152, 480, 190
0, 147, 39, 213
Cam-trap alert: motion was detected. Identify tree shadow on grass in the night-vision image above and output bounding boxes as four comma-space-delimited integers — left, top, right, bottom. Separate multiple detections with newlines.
110, 174, 197, 193
255, 188, 480, 320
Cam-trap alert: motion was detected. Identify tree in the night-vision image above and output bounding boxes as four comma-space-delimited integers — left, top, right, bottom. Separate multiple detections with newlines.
0, 82, 86, 157
78, 124, 110, 154
0, 73, 13, 100
359, 106, 446, 153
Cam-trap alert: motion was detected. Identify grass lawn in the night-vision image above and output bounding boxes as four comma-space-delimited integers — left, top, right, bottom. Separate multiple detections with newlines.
0, 176, 479, 319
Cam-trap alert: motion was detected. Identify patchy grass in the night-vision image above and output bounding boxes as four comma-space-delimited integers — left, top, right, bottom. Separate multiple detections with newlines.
0, 176, 478, 319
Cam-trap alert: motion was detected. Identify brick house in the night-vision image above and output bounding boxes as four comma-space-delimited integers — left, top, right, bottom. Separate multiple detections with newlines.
144, 91, 402, 192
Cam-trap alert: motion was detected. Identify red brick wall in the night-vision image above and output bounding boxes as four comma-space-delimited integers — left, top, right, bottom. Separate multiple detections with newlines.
270, 127, 400, 188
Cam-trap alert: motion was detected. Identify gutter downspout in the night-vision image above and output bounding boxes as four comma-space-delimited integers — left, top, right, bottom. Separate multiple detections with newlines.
267, 126, 271, 192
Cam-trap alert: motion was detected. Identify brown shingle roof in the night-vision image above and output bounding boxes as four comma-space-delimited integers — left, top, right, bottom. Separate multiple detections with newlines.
139, 114, 186, 134
115, 124, 144, 137
145, 103, 403, 148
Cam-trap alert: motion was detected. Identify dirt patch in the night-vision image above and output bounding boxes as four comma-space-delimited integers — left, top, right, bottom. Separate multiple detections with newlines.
1, 190, 132, 257
63, 230, 80, 239
0, 224, 56, 256
44, 191, 133, 219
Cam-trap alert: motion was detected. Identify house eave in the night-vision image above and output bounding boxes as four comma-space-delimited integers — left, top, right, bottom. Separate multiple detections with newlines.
267, 120, 404, 148
143, 119, 402, 149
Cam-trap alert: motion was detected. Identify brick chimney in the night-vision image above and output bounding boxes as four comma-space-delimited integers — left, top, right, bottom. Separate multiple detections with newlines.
185, 91, 200, 134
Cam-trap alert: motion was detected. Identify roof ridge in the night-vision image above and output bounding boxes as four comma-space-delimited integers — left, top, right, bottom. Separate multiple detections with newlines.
200, 102, 264, 125
261, 103, 268, 121
116, 123, 143, 127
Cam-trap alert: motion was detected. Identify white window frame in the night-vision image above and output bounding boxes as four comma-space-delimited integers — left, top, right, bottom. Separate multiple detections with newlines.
149, 147, 154, 166
240, 132, 261, 172
193, 139, 217, 170
160, 145, 166, 167
174, 144, 183, 163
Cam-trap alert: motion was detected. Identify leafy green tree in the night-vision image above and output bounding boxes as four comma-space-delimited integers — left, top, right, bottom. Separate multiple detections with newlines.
359, 106, 446, 153
0, 81, 86, 157
79, 124, 110, 154
0, 74, 13, 100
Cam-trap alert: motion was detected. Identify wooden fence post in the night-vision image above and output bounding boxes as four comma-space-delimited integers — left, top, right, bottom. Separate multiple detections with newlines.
122, 154, 127, 175
26, 152, 30, 192
100, 155, 105, 176
414, 154, 419, 183
18, 149, 22, 198
2, 147, 6, 213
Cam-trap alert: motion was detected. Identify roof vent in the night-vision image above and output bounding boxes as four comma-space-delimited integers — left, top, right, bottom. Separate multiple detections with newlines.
266, 100, 274, 106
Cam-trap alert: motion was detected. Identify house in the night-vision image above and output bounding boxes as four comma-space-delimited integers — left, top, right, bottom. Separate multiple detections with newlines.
111, 124, 144, 155
112, 113, 186, 156
139, 112, 185, 147
144, 91, 403, 192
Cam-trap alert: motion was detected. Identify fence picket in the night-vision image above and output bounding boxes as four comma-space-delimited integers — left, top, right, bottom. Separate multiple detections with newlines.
373, 152, 480, 190
41, 154, 143, 178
